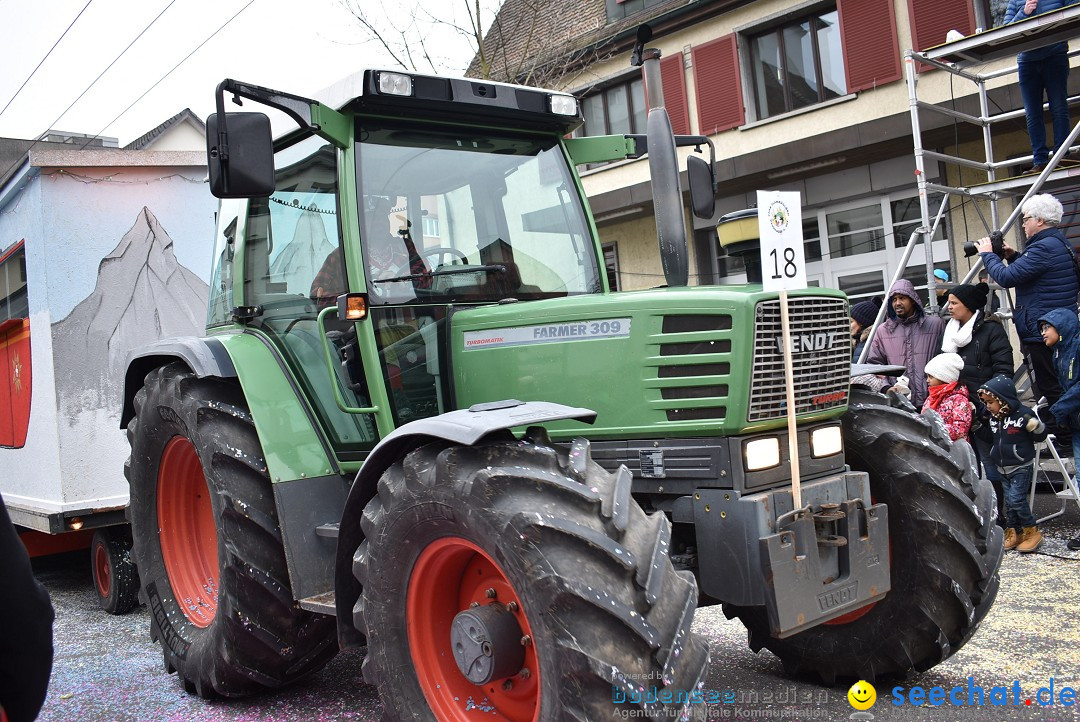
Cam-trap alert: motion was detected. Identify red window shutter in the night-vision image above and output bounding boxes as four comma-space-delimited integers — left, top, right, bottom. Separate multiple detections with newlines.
659, 54, 691, 136
907, 0, 974, 53
838, 0, 902, 92
693, 34, 743, 134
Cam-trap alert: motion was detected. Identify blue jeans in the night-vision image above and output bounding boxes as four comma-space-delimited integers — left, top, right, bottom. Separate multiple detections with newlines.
1018, 50, 1071, 165
974, 435, 1006, 526
1002, 464, 1037, 530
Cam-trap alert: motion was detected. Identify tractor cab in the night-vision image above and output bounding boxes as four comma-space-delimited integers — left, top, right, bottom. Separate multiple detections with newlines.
205, 73, 603, 458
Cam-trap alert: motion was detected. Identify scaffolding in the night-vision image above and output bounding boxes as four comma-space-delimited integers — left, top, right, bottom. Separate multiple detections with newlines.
886, 10, 1080, 504
905, 4, 1080, 297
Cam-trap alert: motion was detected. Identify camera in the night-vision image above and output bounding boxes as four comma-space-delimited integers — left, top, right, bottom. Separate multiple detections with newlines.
963, 230, 1004, 258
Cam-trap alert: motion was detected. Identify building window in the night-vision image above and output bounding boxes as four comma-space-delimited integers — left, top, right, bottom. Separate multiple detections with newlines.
974, 0, 1009, 29
603, 242, 621, 291
605, 0, 670, 23
825, 203, 885, 259
0, 245, 28, 322
422, 215, 440, 238
581, 77, 647, 137
890, 192, 947, 248
749, 8, 846, 120
837, 270, 886, 299
803, 216, 822, 261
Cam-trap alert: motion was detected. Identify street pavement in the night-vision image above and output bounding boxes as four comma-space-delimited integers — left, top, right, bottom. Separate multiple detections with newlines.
31, 488, 1080, 722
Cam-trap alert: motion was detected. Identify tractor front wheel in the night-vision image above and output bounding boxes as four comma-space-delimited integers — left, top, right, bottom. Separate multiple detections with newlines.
725, 388, 1003, 683
354, 433, 710, 720
126, 363, 337, 697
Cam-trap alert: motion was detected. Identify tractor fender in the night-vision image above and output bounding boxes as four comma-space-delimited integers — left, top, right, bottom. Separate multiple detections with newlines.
120, 337, 236, 427
333, 399, 596, 647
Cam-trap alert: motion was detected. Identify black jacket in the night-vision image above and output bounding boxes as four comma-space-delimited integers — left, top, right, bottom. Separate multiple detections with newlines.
939, 312, 1014, 398
0, 495, 54, 722
979, 375, 1048, 471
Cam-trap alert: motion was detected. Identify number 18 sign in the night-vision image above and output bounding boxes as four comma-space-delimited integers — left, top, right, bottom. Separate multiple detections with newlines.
757, 190, 807, 292
756, 190, 807, 507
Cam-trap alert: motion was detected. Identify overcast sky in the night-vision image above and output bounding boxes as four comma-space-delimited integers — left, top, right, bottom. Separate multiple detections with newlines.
0, 0, 498, 145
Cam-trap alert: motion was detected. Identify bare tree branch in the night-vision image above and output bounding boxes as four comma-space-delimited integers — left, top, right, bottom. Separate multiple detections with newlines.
341, 0, 615, 91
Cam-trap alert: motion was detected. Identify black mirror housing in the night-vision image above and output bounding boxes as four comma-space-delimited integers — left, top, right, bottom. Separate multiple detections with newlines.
206, 112, 275, 199
687, 154, 715, 220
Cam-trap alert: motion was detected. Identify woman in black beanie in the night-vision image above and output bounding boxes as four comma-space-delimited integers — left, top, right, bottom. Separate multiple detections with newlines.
940, 281, 1014, 525
941, 282, 1014, 393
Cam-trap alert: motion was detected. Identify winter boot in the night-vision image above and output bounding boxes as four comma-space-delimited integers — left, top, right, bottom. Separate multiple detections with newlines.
1003, 528, 1019, 551
1017, 526, 1043, 553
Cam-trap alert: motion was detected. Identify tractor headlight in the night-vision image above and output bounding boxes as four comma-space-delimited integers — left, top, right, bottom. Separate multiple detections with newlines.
550, 94, 578, 116
744, 437, 781, 471
810, 425, 843, 458
377, 72, 413, 96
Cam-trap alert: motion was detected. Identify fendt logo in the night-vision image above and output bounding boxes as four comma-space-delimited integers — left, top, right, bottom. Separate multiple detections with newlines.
775, 332, 847, 354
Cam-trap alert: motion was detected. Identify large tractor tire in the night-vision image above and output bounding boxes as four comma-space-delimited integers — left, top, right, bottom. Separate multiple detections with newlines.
725, 388, 1003, 684
354, 431, 710, 721
126, 363, 337, 697
91, 526, 139, 615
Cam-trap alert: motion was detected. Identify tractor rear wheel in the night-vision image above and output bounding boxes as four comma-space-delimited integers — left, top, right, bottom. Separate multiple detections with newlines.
126, 363, 337, 697
725, 388, 1003, 684
91, 526, 139, 614
353, 432, 710, 720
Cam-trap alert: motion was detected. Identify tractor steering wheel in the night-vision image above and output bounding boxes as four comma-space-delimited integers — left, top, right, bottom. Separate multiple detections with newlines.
419, 246, 469, 267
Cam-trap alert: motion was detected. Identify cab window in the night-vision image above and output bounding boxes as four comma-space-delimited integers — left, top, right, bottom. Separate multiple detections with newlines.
243, 135, 376, 455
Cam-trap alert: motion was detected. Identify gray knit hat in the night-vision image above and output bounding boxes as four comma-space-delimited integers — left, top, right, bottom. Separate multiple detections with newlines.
850, 297, 882, 328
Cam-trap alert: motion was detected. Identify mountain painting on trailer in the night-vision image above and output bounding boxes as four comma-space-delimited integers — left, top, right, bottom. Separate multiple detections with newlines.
51, 207, 209, 424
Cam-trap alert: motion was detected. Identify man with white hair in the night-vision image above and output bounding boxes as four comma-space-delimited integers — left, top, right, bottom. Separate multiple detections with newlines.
976, 193, 1080, 450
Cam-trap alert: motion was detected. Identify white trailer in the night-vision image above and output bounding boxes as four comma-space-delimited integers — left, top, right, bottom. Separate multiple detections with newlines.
0, 148, 215, 612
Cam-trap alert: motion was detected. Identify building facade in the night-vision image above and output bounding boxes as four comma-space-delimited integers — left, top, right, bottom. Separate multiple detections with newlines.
474, 0, 1080, 303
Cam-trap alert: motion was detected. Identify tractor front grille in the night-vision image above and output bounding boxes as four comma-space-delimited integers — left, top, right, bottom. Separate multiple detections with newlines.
748, 297, 850, 421
654, 314, 732, 422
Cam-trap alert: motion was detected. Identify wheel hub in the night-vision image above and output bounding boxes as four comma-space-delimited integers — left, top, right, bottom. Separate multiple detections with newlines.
94, 539, 112, 597
450, 603, 525, 684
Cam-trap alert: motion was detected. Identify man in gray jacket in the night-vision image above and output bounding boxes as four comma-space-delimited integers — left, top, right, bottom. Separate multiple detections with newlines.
864, 279, 946, 407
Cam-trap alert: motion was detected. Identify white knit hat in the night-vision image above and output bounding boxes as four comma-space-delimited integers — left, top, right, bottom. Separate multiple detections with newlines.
925, 353, 963, 384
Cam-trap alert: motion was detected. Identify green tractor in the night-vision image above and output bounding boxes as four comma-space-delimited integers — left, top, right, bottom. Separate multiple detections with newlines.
120, 34, 1002, 721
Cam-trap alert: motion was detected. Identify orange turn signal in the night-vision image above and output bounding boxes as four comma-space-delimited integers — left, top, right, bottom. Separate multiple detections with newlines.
337, 293, 368, 321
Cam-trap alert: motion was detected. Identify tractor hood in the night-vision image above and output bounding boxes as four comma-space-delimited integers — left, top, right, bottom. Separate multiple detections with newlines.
449, 285, 852, 440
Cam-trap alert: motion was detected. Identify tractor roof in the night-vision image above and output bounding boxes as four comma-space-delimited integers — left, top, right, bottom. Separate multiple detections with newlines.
314, 69, 583, 135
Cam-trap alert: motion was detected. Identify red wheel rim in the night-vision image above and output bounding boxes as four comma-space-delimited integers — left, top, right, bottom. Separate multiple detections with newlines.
93, 539, 111, 599
407, 537, 539, 722
823, 600, 876, 625
158, 436, 218, 628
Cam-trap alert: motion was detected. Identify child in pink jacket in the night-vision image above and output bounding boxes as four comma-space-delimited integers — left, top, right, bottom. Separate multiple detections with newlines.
922, 353, 972, 442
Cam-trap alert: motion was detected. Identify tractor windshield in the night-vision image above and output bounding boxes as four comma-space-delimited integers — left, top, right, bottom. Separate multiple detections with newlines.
355, 124, 601, 305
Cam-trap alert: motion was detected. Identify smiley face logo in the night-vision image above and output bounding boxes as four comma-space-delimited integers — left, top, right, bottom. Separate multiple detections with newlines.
848, 680, 876, 710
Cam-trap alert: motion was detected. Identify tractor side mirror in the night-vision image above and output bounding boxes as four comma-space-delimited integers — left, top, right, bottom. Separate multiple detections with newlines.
687, 154, 715, 220
206, 112, 274, 199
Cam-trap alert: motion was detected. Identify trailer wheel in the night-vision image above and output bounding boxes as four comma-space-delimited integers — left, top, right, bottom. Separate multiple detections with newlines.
91, 527, 139, 614
126, 363, 337, 698
353, 433, 710, 720
725, 388, 1003, 684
